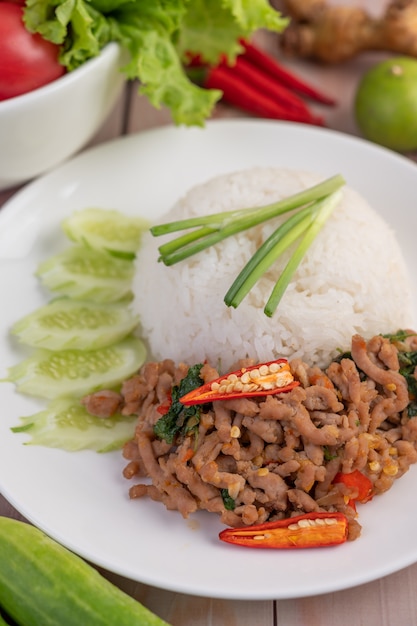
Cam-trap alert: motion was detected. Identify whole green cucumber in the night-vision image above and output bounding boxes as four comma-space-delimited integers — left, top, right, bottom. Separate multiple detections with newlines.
0, 517, 171, 626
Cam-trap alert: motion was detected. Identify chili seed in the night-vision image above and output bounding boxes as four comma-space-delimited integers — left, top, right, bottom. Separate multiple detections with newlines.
269, 362, 281, 373
209, 361, 294, 396
298, 519, 311, 528
383, 463, 398, 476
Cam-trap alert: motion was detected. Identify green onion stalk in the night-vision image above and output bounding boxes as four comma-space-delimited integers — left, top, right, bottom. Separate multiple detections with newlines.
151, 175, 345, 316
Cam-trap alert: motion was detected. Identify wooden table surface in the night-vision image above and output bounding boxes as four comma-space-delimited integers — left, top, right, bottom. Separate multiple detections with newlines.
1, 28, 417, 626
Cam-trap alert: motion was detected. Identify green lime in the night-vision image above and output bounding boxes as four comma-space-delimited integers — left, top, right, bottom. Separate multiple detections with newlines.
354, 56, 417, 152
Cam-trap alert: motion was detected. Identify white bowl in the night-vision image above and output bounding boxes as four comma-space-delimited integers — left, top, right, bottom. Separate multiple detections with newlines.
0, 43, 125, 191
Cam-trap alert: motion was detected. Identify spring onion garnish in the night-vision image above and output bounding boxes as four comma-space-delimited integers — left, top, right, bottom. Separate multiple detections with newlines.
151, 175, 345, 316
263, 189, 342, 316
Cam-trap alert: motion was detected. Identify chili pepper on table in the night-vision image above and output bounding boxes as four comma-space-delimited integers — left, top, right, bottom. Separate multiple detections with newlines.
186, 40, 335, 125
228, 54, 317, 117
219, 511, 348, 549
240, 39, 337, 106
204, 66, 324, 125
180, 359, 299, 406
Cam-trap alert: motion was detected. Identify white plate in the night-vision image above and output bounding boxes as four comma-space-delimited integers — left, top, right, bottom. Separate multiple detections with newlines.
1, 119, 417, 601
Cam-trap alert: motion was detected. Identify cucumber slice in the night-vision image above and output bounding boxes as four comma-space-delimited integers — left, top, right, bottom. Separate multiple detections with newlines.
11, 299, 140, 351
36, 245, 135, 302
3, 337, 146, 399
12, 398, 136, 452
62, 208, 149, 259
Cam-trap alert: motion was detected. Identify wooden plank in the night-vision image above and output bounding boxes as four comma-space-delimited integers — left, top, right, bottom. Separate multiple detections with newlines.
276, 564, 417, 626
101, 570, 275, 626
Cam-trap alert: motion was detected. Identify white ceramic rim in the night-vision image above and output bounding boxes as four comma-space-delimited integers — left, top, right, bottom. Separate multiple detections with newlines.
0, 120, 417, 600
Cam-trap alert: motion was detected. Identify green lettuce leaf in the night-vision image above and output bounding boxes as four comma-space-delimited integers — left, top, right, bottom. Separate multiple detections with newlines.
109, 10, 222, 126
177, 0, 289, 64
23, 0, 288, 126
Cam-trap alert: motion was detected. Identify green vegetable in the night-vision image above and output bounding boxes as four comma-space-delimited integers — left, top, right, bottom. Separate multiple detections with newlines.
221, 488, 236, 511
152, 175, 345, 316
4, 206, 147, 454
383, 331, 417, 417
3, 337, 146, 400
263, 188, 342, 316
383, 329, 416, 343
397, 350, 417, 417
11, 298, 140, 351
23, 0, 288, 127
323, 446, 338, 462
62, 208, 148, 260
36, 246, 135, 302
154, 363, 204, 443
0, 516, 170, 626
224, 202, 319, 309
12, 398, 136, 452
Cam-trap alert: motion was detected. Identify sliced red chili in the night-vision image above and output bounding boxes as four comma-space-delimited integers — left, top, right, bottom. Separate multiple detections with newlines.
333, 470, 373, 504
219, 511, 348, 549
156, 391, 172, 415
180, 359, 299, 406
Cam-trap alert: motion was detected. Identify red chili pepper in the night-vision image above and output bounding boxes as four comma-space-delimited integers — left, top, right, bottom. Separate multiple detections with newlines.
333, 470, 373, 504
204, 65, 324, 125
180, 359, 299, 406
219, 511, 348, 549
157, 392, 172, 415
240, 40, 336, 106
226, 54, 319, 120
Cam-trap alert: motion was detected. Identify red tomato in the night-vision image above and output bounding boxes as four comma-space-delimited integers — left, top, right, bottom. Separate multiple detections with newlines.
0, 3, 66, 101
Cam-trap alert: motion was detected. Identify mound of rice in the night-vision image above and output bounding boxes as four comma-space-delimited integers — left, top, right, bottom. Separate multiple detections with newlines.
134, 167, 414, 370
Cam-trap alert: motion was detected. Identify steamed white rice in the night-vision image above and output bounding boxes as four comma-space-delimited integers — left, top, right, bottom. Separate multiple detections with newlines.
134, 167, 414, 370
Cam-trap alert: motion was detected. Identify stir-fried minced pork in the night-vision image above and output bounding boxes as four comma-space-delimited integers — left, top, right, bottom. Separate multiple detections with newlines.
83, 331, 417, 541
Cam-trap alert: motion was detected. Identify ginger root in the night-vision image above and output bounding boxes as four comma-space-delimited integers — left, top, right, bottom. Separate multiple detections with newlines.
279, 0, 417, 63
